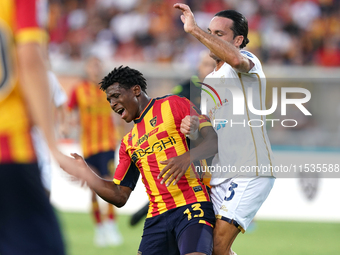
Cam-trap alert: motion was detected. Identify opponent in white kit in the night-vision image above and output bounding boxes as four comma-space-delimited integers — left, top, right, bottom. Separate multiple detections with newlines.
170, 3, 276, 255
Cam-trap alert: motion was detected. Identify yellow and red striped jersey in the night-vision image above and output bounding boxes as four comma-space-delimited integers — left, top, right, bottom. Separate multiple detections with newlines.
68, 81, 117, 158
113, 95, 212, 218
0, 0, 48, 163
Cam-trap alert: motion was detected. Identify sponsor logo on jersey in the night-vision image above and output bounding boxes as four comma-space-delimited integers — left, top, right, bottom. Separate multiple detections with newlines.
134, 128, 159, 147
128, 133, 135, 142
193, 186, 203, 192
131, 136, 176, 163
220, 205, 228, 212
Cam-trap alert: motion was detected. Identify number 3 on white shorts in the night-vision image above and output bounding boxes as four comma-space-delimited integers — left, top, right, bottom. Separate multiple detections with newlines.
224, 182, 238, 201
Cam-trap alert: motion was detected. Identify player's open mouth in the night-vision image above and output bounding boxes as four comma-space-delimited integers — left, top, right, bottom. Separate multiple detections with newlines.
116, 108, 126, 118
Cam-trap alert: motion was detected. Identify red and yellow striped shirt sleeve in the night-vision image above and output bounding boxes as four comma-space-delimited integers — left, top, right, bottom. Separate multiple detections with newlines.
14, 0, 48, 45
113, 139, 140, 190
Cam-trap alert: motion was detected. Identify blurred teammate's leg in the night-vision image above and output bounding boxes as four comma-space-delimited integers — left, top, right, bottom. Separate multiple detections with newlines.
91, 190, 106, 247
101, 151, 123, 246
87, 151, 123, 246
0, 164, 65, 255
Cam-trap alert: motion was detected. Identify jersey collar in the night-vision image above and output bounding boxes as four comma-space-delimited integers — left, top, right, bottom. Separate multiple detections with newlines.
133, 98, 155, 124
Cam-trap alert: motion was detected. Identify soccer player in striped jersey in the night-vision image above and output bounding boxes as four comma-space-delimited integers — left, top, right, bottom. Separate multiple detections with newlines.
69, 66, 218, 255
68, 56, 122, 246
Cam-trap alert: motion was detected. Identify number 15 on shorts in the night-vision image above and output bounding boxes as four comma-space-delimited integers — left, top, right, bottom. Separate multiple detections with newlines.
224, 182, 238, 201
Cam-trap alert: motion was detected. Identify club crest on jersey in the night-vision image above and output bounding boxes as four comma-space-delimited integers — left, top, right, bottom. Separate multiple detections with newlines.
150, 116, 157, 127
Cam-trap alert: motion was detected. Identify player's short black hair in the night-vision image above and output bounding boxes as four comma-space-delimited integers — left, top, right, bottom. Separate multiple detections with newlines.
214, 10, 249, 49
99, 65, 147, 93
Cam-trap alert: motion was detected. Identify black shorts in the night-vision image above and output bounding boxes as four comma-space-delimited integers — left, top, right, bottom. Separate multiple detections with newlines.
0, 163, 65, 255
85, 150, 115, 177
138, 201, 215, 255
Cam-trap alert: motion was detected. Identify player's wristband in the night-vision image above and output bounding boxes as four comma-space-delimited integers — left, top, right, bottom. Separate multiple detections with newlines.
186, 128, 199, 140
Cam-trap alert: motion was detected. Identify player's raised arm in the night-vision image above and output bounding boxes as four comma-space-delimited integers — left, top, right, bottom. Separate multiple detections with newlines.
174, 3, 253, 73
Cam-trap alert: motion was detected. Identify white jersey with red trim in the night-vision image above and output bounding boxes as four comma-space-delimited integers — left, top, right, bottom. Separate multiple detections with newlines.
200, 50, 275, 185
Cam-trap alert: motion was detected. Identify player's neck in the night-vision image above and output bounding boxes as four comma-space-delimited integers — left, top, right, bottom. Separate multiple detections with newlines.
215, 60, 224, 71
137, 93, 151, 117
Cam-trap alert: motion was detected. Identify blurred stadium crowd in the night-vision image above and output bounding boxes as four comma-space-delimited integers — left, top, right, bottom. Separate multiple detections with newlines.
47, 0, 340, 149
49, 0, 340, 67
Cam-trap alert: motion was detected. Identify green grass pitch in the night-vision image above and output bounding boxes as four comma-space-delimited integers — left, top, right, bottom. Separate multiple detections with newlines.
58, 211, 340, 255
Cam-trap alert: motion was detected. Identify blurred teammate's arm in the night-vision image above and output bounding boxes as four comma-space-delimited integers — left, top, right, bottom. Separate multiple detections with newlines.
17, 43, 58, 152
12, 0, 98, 187
17, 43, 93, 179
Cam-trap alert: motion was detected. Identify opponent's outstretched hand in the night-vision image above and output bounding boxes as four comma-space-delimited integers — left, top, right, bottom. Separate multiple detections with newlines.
174, 3, 197, 33
158, 153, 191, 187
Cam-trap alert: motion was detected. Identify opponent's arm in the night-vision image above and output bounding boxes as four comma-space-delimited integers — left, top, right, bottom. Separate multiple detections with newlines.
174, 3, 253, 73
158, 125, 217, 186
71, 153, 132, 207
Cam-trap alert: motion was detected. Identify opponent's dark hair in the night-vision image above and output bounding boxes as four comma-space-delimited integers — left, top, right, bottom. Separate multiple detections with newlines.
214, 10, 249, 49
99, 65, 147, 93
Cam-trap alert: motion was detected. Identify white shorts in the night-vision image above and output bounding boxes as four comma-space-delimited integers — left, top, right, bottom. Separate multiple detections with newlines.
211, 176, 275, 233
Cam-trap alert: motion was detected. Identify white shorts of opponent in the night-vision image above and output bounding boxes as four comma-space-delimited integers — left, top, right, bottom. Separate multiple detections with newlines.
211, 176, 275, 233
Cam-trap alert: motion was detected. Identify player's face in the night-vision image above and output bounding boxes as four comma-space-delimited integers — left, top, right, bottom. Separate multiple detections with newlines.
207, 17, 243, 60
105, 83, 141, 123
